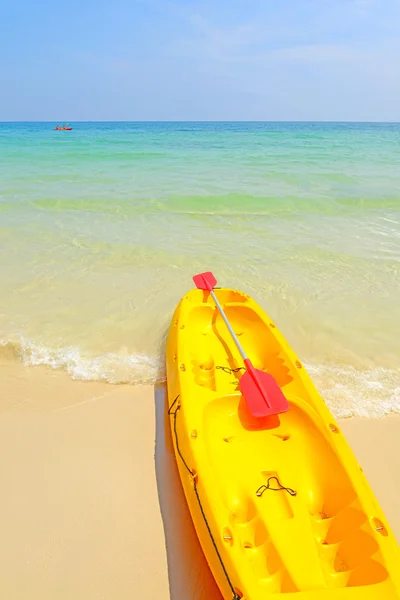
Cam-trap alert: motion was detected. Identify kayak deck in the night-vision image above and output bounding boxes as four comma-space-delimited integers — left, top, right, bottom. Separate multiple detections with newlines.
166, 288, 400, 598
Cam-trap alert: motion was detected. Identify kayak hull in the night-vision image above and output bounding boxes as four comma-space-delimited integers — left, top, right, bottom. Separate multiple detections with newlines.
166, 287, 400, 599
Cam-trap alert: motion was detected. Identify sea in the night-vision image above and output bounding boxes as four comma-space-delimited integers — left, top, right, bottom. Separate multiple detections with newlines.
1, 122, 399, 417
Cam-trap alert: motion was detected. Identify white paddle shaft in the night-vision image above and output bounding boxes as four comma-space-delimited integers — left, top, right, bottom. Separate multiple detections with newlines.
210, 289, 247, 362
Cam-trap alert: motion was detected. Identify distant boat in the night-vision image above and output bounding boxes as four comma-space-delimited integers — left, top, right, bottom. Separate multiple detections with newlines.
54, 123, 72, 131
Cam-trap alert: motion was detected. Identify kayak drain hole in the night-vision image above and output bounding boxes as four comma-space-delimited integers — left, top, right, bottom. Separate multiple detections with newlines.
318, 512, 331, 520
223, 528, 233, 546
372, 517, 388, 536
243, 542, 253, 549
329, 423, 340, 433
274, 434, 290, 442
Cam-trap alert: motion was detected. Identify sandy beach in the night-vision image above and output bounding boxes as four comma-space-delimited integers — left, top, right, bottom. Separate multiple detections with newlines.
0, 358, 398, 599
0, 361, 169, 600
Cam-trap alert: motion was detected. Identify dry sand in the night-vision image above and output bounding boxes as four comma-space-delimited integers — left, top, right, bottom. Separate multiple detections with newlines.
0, 359, 399, 599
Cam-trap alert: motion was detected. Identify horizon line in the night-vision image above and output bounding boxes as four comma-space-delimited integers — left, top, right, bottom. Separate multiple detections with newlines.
1, 119, 400, 124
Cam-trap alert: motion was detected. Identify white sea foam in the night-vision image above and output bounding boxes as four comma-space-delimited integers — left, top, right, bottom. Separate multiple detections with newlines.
306, 361, 400, 419
1, 337, 399, 419
1, 337, 165, 385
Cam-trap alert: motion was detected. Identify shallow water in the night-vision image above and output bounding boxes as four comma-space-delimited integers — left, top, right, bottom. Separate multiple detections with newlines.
1, 122, 399, 416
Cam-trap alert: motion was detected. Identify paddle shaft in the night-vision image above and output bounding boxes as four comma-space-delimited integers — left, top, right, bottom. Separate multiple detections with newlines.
210, 289, 248, 362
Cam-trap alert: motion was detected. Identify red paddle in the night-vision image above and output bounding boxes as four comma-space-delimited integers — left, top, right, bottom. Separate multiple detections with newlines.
193, 272, 289, 418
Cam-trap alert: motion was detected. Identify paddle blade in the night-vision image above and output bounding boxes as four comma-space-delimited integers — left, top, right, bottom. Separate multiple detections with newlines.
239, 369, 289, 417
193, 271, 217, 292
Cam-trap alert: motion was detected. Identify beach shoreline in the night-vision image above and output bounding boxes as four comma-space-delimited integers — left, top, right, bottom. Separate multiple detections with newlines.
0, 361, 399, 599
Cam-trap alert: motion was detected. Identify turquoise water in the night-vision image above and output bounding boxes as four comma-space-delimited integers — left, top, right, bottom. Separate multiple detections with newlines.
1, 122, 400, 417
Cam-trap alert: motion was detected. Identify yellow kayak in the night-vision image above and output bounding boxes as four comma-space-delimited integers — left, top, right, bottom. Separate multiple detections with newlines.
166, 283, 400, 599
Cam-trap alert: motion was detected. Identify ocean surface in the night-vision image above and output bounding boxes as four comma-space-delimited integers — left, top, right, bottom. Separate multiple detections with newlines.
1, 122, 399, 417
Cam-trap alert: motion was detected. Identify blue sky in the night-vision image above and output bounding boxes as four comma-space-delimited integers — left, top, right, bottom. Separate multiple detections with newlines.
1, 0, 400, 120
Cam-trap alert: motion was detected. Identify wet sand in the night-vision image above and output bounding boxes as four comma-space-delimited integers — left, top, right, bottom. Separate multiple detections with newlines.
0, 361, 399, 599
